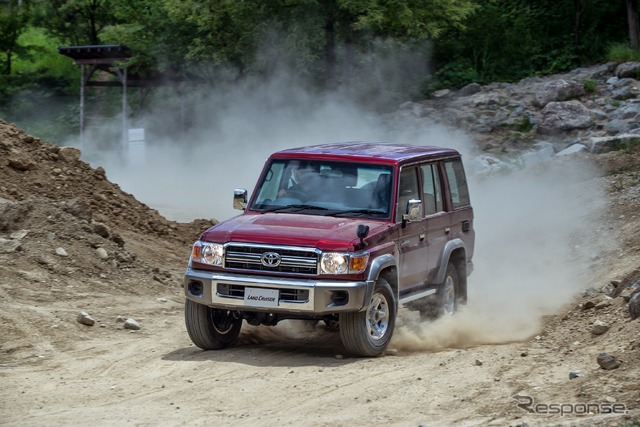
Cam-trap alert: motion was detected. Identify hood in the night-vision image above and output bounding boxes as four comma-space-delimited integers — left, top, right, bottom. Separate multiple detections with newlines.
200, 213, 390, 251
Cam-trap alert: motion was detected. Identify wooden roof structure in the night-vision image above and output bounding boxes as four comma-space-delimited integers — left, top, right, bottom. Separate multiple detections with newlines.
58, 44, 200, 148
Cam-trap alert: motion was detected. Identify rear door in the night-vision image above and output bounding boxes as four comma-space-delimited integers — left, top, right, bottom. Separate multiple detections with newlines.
420, 162, 450, 283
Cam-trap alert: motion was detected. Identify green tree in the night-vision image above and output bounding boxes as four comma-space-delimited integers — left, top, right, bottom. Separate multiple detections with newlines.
32, 0, 118, 45
0, 0, 30, 75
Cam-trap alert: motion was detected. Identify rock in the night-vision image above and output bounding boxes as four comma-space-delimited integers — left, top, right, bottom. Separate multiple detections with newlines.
596, 352, 621, 370
581, 300, 596, 310
9, 229, 28, 240
556, 143, 587, 156
55, 247, 68, 257
92, 222, 111, 239
124, 318, 141, 330
569, 370, 583, 379
588, 134, 640, 153
595, 298, 612, 309
95, 247, 109, 260
8, 156, 37, 171
432, 89, 451, 98
95, 166, 106, 179
605, 119, 632, 135
59, 146, 81, 162
116, 315, 127, 323
0, 238, 21, 254
629, 292, 640, 320
474, 359, 483, 366
538, 101, 593, 134
615, 61, 640, 78
77, 311, 95, 326
457, 83, 482, 97
534, 79, 586, 108
521, 142, 555, 166
591, 320, 610, 335
63, 198, 92, 221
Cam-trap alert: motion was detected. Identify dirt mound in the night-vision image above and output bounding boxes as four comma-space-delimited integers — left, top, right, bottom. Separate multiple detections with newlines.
0, 119, 214, 361
0, 119, 212, 243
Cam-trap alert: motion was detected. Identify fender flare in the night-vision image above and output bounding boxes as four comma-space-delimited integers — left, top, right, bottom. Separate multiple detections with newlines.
434, 238, 466, 284
361, 253, 398, 311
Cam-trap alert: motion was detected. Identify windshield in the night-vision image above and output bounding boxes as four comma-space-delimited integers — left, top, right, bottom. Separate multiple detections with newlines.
250, 159, 393, 219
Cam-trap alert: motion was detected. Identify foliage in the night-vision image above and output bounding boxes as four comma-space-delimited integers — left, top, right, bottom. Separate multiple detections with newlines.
0, 0, 31, 75
429, 0, 627, 91
580, 78, 597, 93
2, 0, 640, 141
607, 42, 640, 62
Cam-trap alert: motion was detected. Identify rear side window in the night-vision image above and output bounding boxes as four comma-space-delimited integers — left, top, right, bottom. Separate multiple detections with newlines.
420, 163, 443, 215
444, 159, 470, 209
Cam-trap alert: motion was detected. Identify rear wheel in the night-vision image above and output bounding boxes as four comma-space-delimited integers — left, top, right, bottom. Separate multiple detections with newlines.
339, 278, 396, 357
439, 262, 459, 316
416, 262, 459, 320
184, 299, 242, 350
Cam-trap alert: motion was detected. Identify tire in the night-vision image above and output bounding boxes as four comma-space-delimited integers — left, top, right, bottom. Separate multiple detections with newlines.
416, 262, 459, 320
184, 299, 242, 350
339, 278, 396, 357
439, 262, 459, 317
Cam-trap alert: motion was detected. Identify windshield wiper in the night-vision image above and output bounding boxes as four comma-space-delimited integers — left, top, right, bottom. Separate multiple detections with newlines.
329, 209, 387, 217
258, 204, 329, 213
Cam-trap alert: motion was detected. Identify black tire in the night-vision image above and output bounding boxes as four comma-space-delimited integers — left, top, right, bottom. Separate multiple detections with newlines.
439, 262, 459, 317
184, 299, 242, 350
339, 278, 396, 357
415, 262, 459, 320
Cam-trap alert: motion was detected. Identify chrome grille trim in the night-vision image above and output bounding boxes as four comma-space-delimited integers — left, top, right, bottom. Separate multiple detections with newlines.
223, 243, 320, 275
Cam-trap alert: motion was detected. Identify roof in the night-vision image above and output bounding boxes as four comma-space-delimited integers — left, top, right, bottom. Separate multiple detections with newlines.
58, 45, 132, 63
271, 142, 460, 165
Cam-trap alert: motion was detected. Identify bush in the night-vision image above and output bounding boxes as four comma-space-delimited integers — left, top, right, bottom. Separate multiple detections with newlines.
607, 42, 640, 62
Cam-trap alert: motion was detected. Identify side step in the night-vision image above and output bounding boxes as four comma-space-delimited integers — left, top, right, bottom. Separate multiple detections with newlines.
399, 288, 437, 304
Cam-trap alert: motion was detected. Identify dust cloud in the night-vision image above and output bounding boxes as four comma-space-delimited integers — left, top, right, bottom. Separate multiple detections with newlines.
390, 157, 610, 352
77, 55, 610, 354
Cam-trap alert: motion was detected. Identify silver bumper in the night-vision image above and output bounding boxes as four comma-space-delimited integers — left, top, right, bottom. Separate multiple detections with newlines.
184, 267, 373, 314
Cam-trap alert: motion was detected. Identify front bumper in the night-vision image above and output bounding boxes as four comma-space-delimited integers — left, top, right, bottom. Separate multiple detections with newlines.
184, 267, 373, 314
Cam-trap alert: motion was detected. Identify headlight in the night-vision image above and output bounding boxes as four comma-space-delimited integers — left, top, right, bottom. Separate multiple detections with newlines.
191, 241, 224, 266
320, 252, 369, 275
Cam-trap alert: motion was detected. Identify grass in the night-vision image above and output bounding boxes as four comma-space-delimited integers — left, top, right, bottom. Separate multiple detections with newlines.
607, 42, 640, 63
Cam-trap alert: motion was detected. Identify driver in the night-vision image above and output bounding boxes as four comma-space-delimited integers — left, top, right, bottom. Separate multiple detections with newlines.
279, 163, 319, 200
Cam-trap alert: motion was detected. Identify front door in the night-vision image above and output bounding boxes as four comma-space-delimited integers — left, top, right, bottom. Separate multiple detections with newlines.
396, 166, 427, 291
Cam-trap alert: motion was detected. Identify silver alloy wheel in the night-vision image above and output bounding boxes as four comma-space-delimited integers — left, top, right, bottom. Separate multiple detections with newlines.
366, 293, 390, 340
442, 275, 456, 316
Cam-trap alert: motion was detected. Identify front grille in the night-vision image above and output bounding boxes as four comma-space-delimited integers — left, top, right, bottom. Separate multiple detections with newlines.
216, 284, 310, 303
225, 244, 318, 275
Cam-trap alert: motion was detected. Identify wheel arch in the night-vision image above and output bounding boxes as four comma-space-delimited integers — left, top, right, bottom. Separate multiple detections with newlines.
365, 253, 399, 311
434, 239, 468, 303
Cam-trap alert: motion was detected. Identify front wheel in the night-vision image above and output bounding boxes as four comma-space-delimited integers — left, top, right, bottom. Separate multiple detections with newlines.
339, 278, 396, 357
184, 299, 242, 350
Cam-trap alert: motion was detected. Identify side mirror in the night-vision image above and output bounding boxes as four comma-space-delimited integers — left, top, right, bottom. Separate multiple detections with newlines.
233, 188, 248, 210
356, 224, 370, 248
402, 199, 422, 225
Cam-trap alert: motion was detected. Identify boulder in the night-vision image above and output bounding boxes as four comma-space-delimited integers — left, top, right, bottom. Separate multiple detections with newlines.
534, 79, 586, 108
538, 101, 593, 134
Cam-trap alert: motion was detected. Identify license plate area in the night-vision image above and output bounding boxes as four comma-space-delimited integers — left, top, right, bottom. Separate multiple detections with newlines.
244, 287, 279, 308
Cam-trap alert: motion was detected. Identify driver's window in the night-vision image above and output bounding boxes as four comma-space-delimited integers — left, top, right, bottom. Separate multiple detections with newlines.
396, 167, 421, 221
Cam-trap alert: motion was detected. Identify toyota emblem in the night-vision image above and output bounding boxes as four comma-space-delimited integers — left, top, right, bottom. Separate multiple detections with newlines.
260, 252, 282, 267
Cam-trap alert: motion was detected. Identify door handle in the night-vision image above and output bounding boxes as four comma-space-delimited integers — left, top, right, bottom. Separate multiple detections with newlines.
444, 227, 450, 235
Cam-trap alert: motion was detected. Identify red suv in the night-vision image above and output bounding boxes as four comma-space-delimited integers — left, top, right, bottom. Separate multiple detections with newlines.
184, 142, 474, 356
